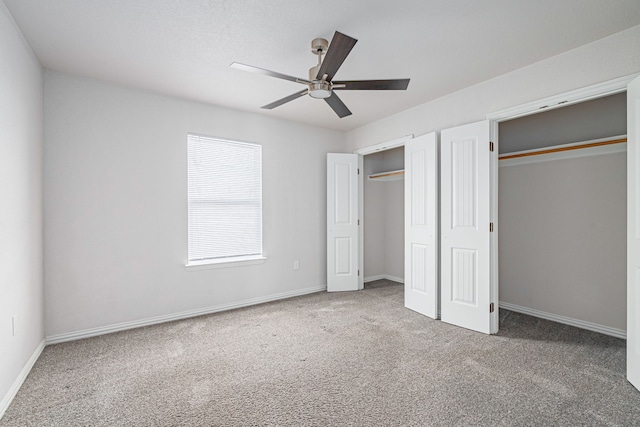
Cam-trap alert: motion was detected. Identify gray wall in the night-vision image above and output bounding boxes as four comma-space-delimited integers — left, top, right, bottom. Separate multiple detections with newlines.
499, 151, 626, 330
43, 71, 345, 337
363, 147, 404, 281
382, 148, 405, 280
0, 2, 44, 413
363, 152, 385, 278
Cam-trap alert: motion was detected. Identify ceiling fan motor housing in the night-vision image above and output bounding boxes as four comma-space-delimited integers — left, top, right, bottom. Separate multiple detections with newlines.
309, 64, 325, 81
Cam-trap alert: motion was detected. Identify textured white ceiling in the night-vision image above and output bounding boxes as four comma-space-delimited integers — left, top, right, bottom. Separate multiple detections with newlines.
4, 0, 640, 131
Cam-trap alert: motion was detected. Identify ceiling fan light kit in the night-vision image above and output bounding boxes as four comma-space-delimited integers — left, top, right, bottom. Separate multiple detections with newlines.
308, 82, 332, 99
230, 31, 410, 118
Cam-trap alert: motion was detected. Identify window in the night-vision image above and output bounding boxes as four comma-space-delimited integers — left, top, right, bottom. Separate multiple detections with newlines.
187, 134, 263, 267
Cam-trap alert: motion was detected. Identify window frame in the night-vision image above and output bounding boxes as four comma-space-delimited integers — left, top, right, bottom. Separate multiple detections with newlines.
185, 134, 266, 270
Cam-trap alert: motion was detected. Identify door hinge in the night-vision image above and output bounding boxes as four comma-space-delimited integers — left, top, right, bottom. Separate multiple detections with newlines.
490, 141, 494, 152
490, 222, 494, 232
357, 219, 360, 225
490, 303, 494, 313
358, 270, 360, 276
357, 168, 360, 175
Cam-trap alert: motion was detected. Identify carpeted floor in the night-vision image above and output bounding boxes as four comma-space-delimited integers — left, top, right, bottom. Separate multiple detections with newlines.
2, 280, 639, 426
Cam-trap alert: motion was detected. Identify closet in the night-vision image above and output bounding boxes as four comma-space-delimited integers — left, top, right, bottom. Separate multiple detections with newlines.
327, 133, 439, 318
362, 147, 404, 284
498, 92, 627, 337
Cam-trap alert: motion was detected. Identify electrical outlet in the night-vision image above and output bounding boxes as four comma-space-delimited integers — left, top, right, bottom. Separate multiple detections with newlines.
293, 260, 299, 270
12, 315, 17, 336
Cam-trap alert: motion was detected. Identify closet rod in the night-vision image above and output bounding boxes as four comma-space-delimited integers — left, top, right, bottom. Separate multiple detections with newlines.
499, 137, 627, 161
370, 170, 405, 179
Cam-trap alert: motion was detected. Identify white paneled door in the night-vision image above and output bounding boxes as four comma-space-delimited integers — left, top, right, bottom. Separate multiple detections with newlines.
441, 120, 494, 334
627, 75, 640, 392
327, 153, 360, 292
404, 132, 439, 318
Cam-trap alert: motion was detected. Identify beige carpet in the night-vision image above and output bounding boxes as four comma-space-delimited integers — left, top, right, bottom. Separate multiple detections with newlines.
2, 280, 639, 426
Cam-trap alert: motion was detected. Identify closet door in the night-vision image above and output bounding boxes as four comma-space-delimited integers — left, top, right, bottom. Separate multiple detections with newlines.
440, 120, 494, 334
404, 132, 438, 318
327, 153, 360, 292
627, 75, 640, 391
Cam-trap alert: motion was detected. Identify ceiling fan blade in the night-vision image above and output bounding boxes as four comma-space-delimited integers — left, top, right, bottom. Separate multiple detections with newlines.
332, 79, 410, 90
230, 62, 310, 84
324, 92, 352, 118
316, 31, 357, 81
261, 89, 308, 109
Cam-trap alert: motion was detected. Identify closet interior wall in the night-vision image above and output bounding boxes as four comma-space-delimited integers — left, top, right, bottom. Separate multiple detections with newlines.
498, 93, 627, 332
363, 147, 405, 282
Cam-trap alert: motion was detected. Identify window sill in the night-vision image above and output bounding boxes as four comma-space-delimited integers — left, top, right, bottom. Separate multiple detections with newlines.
185, 255, 267, 271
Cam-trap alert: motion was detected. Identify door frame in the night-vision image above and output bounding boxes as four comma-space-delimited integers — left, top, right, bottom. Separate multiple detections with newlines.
485, 72, 639, 334
355, 134, 415, 156
353, 134, 415, 290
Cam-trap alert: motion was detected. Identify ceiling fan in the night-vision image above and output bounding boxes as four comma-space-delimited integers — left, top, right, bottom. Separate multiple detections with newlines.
230, 31, 410, 118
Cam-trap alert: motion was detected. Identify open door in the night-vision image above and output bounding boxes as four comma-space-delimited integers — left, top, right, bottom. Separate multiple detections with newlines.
628, 75, 640, 391
440, 120, 494, 334
327, 153, 360, 292
404, 132, 439, 318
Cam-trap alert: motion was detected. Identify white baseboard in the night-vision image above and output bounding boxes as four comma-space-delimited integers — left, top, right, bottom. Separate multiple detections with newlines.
0, 339, 46, 421
499, 302, 626, 339
46, 285, 326, 345
364, 274, 405, 284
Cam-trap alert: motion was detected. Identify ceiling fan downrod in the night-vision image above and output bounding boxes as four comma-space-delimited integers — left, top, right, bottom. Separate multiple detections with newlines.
308, 37, 331, 99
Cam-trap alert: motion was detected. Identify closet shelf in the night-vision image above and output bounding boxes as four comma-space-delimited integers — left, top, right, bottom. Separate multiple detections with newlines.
368, 169, 405, 181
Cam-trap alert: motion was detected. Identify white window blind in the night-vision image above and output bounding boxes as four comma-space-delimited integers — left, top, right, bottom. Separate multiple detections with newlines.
187, 134, 262, 263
